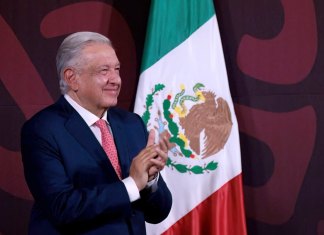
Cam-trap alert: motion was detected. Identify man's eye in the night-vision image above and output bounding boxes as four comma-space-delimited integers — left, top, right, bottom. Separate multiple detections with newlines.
100, 69, 108, 74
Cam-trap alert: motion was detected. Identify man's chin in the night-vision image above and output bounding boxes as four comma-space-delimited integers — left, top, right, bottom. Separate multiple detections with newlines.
105, 100, 118, 108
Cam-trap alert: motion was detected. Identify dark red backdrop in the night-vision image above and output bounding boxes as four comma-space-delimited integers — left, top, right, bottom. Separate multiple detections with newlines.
0, 0, 323, 234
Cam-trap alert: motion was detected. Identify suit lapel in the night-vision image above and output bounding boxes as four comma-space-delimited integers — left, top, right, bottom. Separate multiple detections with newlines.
58, 97, 120, 180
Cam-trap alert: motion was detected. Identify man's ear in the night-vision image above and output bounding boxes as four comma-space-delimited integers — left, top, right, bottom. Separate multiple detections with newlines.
63, 68, 78, 91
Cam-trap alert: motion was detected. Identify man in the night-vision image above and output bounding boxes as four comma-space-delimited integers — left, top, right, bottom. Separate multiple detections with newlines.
21, 31, 172, 235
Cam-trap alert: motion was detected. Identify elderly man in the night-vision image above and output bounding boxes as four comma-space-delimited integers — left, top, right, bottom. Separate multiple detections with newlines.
21, 31, 172, 235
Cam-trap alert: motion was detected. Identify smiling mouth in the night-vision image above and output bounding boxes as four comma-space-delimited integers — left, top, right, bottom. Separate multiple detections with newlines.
103, 89, 119, 94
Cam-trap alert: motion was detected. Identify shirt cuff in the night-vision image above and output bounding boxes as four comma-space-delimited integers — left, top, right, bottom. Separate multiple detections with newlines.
122, 176, 140, 202
146, 173, 159, 192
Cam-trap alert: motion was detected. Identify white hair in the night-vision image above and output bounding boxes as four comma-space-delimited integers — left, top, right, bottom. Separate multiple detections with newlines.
56, 32, 112, 94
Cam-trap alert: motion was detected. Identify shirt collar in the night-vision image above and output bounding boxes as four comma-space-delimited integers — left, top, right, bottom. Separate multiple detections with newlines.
64, 94, 108, 126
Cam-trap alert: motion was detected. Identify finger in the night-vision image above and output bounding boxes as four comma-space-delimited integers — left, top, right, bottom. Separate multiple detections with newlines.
167, 142, 173, 150
137, 143, 157, 156
150, 158, 166, 171
144, 157, 161, 172
164, 136, 173, 150
160, 134, 173, 151
155, 147, 168, 162
146, 129, 156, 147
136, 147, 159, 168
148, 165, 159, 176
158, 137, 168, 153
138, 145, 158, 159
149, 165, 158, 173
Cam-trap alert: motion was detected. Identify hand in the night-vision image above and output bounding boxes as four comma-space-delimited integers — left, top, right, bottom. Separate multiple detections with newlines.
129, 144, 158, 190
147, 130, 171, 181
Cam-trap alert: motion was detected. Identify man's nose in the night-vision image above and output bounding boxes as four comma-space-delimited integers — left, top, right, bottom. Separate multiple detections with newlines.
108, 69, 120, 82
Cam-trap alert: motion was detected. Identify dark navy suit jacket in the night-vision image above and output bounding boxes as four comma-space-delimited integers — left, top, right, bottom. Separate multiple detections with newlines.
21, 96, 172, 235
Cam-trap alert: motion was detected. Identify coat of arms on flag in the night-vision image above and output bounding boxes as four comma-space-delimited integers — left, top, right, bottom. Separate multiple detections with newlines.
140, 82, 233, 174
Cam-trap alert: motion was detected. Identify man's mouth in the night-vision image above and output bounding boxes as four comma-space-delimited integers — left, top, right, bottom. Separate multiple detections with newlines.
104, 88, 119, 94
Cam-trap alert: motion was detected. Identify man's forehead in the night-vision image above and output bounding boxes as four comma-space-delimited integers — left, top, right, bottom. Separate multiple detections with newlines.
81, 44, 119, 62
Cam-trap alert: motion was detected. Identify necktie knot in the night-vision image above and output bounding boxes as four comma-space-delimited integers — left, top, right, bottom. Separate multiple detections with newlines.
95, 119, 122, 179
95, 119, 109, 133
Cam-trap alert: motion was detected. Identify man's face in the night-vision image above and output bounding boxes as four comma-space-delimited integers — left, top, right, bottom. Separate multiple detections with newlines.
72, 43, 121, 117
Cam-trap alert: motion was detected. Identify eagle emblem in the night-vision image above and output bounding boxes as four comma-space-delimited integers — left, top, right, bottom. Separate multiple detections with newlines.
141, 83, 233, 174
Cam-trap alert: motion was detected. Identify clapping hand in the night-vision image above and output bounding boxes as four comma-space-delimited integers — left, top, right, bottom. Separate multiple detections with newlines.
147, 129, 172, 181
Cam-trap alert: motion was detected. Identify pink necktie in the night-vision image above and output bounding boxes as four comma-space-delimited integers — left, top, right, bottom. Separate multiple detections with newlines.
95, 119, 122, 179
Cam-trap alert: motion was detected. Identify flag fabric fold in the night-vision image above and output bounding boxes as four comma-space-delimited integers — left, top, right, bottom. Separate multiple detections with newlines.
134, 0, 247, 234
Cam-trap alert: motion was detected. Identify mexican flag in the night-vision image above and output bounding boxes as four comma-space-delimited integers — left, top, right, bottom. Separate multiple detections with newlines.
134, 0, 247, 234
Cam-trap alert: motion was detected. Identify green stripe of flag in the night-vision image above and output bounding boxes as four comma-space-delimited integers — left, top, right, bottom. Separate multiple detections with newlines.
141, 0, 215, 72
